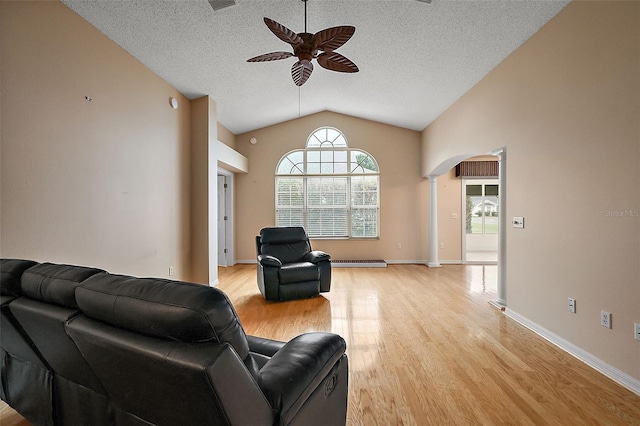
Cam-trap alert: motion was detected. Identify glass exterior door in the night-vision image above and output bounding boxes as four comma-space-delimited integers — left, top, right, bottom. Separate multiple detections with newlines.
464, 179, 499, 263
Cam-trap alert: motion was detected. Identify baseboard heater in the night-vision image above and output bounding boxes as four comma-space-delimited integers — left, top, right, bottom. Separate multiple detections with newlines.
331, 260, 387, 268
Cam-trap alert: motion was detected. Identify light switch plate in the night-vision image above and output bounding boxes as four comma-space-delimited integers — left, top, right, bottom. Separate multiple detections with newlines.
512, 217, 524, 228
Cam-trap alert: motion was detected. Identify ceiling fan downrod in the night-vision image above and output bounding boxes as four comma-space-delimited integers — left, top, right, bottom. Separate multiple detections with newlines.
302, 0, 308, 33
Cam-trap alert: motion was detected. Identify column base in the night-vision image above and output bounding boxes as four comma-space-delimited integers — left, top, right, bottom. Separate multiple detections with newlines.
427, 262, 441, 268
489, 299, 506, 311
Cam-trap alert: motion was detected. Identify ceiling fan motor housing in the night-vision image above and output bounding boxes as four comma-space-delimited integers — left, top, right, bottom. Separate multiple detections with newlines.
294, 33, 316, 61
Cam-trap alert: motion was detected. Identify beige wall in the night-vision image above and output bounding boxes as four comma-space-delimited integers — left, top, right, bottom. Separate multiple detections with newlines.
235, 111, 427, 262
217, 123, 236, 149
423, 1, 640, 380
0, 1, 192, 279
436, 168, 462, 262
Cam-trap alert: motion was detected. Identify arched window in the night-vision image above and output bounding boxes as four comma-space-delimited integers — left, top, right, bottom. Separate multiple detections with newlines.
275, 127, 379, 238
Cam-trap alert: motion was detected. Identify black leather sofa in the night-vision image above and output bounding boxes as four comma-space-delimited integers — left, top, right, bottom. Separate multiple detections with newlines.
0, 259, 348, 426
256, 227, 332, 301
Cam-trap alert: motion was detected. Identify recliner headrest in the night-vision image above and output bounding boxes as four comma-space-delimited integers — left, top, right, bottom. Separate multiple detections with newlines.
260, 227, 308, 244
0, 259, 38, 298
21, 262, 104, 307
76, 273, 250, 356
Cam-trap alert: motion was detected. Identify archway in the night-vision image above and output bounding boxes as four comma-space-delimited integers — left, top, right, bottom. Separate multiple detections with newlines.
426, 148, 507, 309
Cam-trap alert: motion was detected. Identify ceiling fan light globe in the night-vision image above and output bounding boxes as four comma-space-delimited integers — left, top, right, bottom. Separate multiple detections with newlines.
292, 60, 313, 86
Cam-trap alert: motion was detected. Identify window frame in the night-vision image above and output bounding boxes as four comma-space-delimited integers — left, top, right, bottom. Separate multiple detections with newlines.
275, 127, 380, 239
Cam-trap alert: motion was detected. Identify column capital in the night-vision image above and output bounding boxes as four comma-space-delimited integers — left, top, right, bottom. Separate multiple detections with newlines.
491, 147, 506, 161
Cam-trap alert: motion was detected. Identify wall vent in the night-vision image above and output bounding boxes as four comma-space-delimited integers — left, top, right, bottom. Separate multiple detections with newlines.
331, 260, 387, 268
208, 0, 235, 11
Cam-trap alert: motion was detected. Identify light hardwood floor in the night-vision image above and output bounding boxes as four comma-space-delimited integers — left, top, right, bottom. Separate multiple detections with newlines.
2, 264, 639, 425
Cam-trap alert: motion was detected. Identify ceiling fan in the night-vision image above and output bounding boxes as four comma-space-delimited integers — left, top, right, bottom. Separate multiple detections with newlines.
247, 0, 358, 86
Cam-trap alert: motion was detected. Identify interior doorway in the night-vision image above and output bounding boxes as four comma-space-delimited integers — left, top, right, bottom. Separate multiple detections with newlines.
463, 178, 499, 264
217, 171, 235, 267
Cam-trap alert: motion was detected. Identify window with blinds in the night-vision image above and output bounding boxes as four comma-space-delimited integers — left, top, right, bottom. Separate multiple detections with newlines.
275, 127, 379, 238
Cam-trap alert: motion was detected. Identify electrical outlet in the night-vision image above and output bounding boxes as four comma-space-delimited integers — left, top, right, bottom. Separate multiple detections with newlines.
600, 311, 611, 329
635, 322, 640, 341
169, 266, 174, 277
567, 298, 576, 313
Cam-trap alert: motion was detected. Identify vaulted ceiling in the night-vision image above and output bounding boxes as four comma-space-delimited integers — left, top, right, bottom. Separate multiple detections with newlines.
62, 0, 569, 134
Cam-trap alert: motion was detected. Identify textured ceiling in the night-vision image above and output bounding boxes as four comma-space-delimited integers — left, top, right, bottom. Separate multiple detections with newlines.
61, 0, 569, 134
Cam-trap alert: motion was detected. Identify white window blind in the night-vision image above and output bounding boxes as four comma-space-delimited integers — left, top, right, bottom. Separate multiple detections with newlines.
307, 176, 348, 237
350, 175, 379, 238
276, 177, 304, 227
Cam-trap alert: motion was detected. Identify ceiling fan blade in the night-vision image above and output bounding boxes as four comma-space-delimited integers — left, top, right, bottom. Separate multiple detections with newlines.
247, 52, 294, 62
264, 17, 303, 47
291, 60, 313, 86
316, 52, 359, 73
313, 26, 355, 51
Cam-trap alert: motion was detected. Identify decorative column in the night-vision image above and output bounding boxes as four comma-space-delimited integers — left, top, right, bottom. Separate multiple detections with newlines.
491, 148, 507, 309
427, 175, 441, 267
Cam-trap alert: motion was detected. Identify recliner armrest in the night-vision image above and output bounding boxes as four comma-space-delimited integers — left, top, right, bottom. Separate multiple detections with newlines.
248, 335, 287, 369
259, 332, 346, 424
304, 251, 330, 264
258, 255, 282, 268
248, 335, 286, 358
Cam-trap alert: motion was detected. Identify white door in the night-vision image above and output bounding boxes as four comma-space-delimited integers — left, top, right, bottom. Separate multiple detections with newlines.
217, 175, 227, 266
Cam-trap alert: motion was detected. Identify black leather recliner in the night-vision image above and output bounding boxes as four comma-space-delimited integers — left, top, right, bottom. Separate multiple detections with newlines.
9, 263, 112, 426
0, 259, 53, 426
256, 227, 332, 301
0, 259, 348, 426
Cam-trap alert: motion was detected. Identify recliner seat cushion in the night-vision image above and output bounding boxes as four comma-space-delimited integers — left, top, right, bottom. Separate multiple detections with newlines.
279, 262, 319, 285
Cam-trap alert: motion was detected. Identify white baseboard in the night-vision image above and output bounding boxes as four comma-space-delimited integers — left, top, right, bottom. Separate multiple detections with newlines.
439, 259, 463, 265
505, 309, 640, 396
